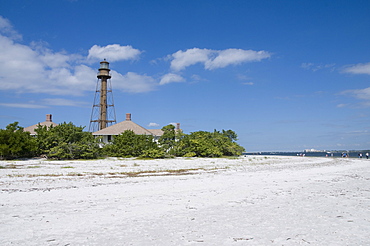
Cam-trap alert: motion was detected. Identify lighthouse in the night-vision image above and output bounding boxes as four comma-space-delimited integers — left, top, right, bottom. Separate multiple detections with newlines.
89, 60, 116, 132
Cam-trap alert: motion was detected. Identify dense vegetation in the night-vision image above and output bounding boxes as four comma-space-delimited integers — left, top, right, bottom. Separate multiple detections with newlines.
0, 122, 245, 160
0, 122, 101, 160
0, 122, 37, 159
34, 122, 101, 159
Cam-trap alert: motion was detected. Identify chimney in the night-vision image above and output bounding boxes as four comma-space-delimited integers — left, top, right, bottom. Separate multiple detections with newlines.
176, 123, 180, 130
126, 113, 131, 121
46, 114, 52, 122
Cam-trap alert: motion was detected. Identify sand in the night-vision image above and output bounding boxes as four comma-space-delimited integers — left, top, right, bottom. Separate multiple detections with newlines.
1, 156, 369, 245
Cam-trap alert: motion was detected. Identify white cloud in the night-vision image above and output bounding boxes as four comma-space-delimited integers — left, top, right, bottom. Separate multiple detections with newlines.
148, 122, 160, 127
159, 73, 185, 85
342, 62, 370, 75
189, 74, 208, 84
236, 74, 250, 80
38, 49, 73, 69
0, 34, 153, 95
42, 98, 89, 107
301, 62, 336, 72
191, 74, 202, 80
341, 87, 370, 101
0, 103, 47, 109
43, 65, 97, 95
0, 16, 22, 40
205, 49, 270, 70
339, 87, 370, 108
0, 16, 156, 96
237, 74, 254, 85
0, 27, 97, 95
111, 71, 157, 93
0, 98, 89, 109
87, 44, 142, 62
0, 16, 272, 97
169, 48, 270, 71
301, 63, 314, 70
337, 62, 370, 108
170, 48, 211, 71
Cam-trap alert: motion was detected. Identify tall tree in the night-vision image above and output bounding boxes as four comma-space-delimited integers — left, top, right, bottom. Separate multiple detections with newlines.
158, 124, 176, 152
35, 122, 100, 159
0, 122, 37, 159
175, 130, 245, 157
103, 130, 163, 158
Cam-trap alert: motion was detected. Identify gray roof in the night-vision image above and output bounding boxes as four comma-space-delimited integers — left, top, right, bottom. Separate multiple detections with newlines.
93, 119, 163, 136
148, 129, 164, 136
24, 121, 59, 135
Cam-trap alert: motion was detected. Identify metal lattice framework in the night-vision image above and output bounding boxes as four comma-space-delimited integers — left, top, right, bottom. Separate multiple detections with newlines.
89, 60, 116, 132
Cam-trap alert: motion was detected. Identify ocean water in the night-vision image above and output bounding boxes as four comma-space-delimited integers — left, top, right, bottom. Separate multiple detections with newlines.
244, 151, 370, 158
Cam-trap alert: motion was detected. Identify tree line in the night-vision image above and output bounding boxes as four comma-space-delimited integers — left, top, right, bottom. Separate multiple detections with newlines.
0, 122, 245, 160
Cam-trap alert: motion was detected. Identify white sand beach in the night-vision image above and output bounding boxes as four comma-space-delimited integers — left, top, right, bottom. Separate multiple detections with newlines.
1, 156, 369, 245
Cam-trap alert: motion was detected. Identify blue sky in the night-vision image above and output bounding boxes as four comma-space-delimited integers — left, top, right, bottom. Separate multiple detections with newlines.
1, 0, 370, 152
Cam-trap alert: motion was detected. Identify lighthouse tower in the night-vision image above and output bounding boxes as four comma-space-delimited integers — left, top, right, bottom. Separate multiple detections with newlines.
89, 59, 116, 132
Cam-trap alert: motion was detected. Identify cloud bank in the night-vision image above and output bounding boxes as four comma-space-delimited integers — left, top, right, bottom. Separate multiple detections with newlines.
0, 32, 95, 95
0, 16, 152, 96
0, 15, 272, 98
